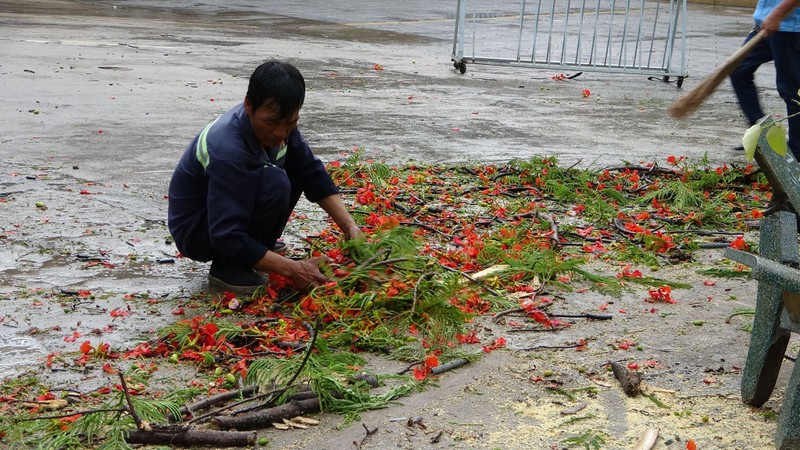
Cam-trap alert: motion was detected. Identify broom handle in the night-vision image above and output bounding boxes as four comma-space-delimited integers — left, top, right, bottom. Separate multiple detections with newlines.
668, 30, 767, 119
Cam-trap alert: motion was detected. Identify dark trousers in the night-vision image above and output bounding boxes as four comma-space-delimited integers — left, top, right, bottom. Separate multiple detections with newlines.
730, 28, 800, 159
178, 166, 300, 263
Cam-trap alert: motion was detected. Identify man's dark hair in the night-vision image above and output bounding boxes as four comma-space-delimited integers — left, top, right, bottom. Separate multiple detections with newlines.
246, 60, 305, 120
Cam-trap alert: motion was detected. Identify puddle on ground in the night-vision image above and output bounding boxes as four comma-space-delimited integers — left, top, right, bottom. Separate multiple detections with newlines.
0, 332, 46, 379
0, 248, 17, 272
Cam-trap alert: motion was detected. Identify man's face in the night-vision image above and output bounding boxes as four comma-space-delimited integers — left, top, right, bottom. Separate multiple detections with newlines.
244, 98, 300, 148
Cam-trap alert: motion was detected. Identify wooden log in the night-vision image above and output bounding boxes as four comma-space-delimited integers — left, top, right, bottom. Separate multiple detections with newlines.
125, 429, 256, 447
212, 397, 321, 431
610, 362, 641, 397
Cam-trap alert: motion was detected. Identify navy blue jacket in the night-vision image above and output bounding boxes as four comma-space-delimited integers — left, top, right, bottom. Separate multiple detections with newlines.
168, 103, 339, 266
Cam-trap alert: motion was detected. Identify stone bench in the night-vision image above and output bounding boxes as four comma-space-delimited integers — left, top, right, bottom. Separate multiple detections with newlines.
724, 122, 800, 450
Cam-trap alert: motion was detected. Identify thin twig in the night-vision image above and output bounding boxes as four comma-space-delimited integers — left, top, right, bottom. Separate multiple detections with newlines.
492, 282, 546, 322
353, 248, 390, 271
363, 257, 411, 269
355, 423, 379, 449
492, 307, 524, 322
118, 372, 142, 430
285, 320, 319, 387
517, 343, 583, 351
506, 327, 567, 333
16, 408, 126, 421
401, 220, 452, 238
410, 272, 436, 317
549, 313, 613, 320
439, 264, 503, 297
397, 359, 425, 375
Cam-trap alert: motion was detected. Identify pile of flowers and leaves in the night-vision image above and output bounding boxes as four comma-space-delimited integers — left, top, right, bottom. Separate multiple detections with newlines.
0, 153, 768, 448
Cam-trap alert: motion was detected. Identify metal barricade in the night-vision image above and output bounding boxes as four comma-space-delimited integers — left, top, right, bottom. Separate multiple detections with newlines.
451, 0, 687, 86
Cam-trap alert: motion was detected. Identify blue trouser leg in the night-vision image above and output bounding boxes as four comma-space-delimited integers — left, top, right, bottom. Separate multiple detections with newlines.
770, 32, 800, 160
730, 29, 773, 126
175, 167, 297, 264
249, 166, 300, 252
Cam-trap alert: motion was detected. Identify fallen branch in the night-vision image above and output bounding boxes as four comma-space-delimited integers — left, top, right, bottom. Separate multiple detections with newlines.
430, 358, 470, 375
125, 429, 256, 447
397, 359, 424, 375
354, 423, 378, 449
491, 307, 523, 323
17, 408, 126, 422
506, 327, 566, 333
549, 313, 613, 320
400, 220, 452, 238
212, 396, 321, 431
610, 362, 641, 397
118, 372, 142, 429
517, 343, 582, 351
175, 386, 258, 421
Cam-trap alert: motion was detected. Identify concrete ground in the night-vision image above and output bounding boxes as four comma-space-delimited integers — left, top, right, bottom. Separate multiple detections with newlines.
0, 0, 796, 449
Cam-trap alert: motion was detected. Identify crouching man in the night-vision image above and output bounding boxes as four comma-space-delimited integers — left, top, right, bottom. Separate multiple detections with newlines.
168, 60, 362, 295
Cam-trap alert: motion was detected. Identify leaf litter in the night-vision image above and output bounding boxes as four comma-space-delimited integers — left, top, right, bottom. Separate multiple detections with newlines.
0, 152, 779, 449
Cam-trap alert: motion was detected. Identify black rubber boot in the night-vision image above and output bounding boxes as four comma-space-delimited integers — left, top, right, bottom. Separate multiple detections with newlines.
208, 259, 268, 296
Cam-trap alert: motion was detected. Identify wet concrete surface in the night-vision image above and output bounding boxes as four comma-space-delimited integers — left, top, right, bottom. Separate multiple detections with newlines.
0, 1, 795, 448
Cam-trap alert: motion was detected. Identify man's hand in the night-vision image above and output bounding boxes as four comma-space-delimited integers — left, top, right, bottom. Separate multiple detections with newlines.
286, 256, 333, 291
342, 224, 364, 241
254, 251, 332, 292
762, 0, 800, 36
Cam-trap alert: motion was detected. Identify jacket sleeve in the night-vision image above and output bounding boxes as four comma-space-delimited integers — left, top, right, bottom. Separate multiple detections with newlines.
205, 160, 269, 266
283, 129, 340, 203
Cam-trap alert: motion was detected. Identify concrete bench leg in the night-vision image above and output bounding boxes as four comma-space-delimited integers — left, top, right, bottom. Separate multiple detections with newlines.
777, 349, 800, 449
741, 212, 797, 406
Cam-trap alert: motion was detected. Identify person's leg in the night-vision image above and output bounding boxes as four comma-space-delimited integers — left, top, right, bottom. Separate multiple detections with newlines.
209, 167, 294, 294
730, 29, 775, 126
770, 31, 800, 160
249, 166, 298, 251
171, 214, 215, 263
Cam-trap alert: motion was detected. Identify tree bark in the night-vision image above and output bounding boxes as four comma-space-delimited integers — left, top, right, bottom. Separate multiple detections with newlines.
213, 397, 321, 431
125, 429, 256, 447
610, 362, 641, 397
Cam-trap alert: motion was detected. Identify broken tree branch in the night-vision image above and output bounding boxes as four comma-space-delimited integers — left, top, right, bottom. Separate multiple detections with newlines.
118, 372, 142, 429
492, 307, 524, 322
17, 408, 126, 421
212, 396, 321, 431
610, 362, 642, 397
517, 342, 583, 351
354, 422, 379, 449
549, 313, 613, 320
430, 358, 470, 375
175, 386, 258, 421
125, 428, 256, 447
